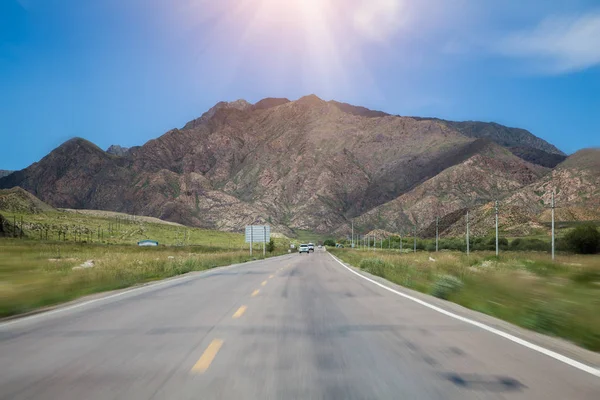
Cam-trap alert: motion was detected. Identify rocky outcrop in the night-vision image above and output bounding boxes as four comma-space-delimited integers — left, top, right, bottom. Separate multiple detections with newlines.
106, 145, 130, 156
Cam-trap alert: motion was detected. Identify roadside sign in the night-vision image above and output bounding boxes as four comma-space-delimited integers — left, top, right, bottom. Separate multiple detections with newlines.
245, 225, 270, 243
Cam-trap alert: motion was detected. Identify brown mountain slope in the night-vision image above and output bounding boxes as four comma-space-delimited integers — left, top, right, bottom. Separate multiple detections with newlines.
343, 139, 549, 235
0, 138, 286, 233
442, 148, 600, 237
0, 95, 565, 233
0, 187, 55, 214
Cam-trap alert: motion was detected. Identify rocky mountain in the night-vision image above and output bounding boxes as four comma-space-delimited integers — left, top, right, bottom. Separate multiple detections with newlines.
342, 139, 549, 235
106, 145, 130, 157
0, 95, 582, 235
441, 148, 600, 237
0, 170, 14, 179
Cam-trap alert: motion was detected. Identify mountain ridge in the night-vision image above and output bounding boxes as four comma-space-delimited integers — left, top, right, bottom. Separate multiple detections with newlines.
1, 95, 588, 236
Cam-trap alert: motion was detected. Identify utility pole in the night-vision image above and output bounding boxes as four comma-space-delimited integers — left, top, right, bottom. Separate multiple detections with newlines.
466, 210, 470, 256
495, 200, 499, 257
351, 221, 354, 249
551, 191, 555, 261
435, 216, 439, 252
413, 225, 417, 253
250, 226, 253, 256
263, 226, 266, 257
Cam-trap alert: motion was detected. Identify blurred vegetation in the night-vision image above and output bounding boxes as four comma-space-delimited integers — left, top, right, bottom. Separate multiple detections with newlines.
331, 248, 600, 351
0, 239, 289, 318
0, 209, 292, 318
563, 224, 600, 254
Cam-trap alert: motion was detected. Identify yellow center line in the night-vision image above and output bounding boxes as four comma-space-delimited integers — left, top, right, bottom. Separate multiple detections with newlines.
261, 280, 267, 286
191, 339, 224, 374
251, 289, 260, 297
269, 275, 274, 279
232, 305, 247, 319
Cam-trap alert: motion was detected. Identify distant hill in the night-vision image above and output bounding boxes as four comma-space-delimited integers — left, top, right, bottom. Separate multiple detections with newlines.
0, 95, 579, 235
442, 148, 600, 237
0, 187, 55, 214
344, 139, 549, 235
0, 170, 13, 179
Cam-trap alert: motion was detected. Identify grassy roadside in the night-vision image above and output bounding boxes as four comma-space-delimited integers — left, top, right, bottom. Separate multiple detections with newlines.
1, 209, 251, 248
0, 239, 289, 318
329, 248, 600, 351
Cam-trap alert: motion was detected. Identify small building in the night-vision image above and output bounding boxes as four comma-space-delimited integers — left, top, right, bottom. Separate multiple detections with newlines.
138, 240, 158, 247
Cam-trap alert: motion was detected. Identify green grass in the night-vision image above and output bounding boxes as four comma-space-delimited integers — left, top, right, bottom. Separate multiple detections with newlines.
0, 239, 289, 318
330, 249, 600, 351
1, 209, 256, 248
0, 209, 292, 318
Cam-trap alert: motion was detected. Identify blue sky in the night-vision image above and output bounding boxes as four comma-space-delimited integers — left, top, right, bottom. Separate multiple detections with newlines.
1, 0, 599, 170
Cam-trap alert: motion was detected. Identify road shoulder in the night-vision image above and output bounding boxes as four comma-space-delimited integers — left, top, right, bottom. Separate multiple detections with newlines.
328, 252, 600, 374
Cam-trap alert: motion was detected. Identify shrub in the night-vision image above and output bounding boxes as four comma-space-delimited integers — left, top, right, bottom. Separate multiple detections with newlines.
358, 258, 388, 277
564, 224, 600, 254
570, 270, 600, 285
511, 238, 522, 249
266, 239, 275, 253
323, 239, 336, 247
510, 238, 550, 252
472, 237, 494, 251
440, 238, 466, 252
431, 274, 463, 299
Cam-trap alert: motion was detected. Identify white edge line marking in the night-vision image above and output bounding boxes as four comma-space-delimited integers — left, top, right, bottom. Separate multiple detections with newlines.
329, 253, 600, 378
0, 254, 294, 329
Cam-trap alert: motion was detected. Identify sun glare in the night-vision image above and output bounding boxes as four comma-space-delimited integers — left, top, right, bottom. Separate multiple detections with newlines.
183, 0, 407, 96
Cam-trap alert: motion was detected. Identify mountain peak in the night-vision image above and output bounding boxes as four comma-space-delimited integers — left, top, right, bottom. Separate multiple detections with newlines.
0, 170, 14, 179
60, 137, 103, 153
295, 94, 325, 105
183, 99, 252, 130
106, 145, 130, 156
253, 97, 290, 110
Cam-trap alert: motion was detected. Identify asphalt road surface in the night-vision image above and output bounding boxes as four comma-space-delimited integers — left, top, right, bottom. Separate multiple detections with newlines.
1, 250, 599, 399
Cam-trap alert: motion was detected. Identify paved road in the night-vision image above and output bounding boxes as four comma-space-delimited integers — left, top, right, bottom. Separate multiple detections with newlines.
0, 250, 599, 399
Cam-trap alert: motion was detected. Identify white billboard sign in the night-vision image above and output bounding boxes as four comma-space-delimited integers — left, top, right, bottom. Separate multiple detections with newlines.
245, 225, 270, 243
